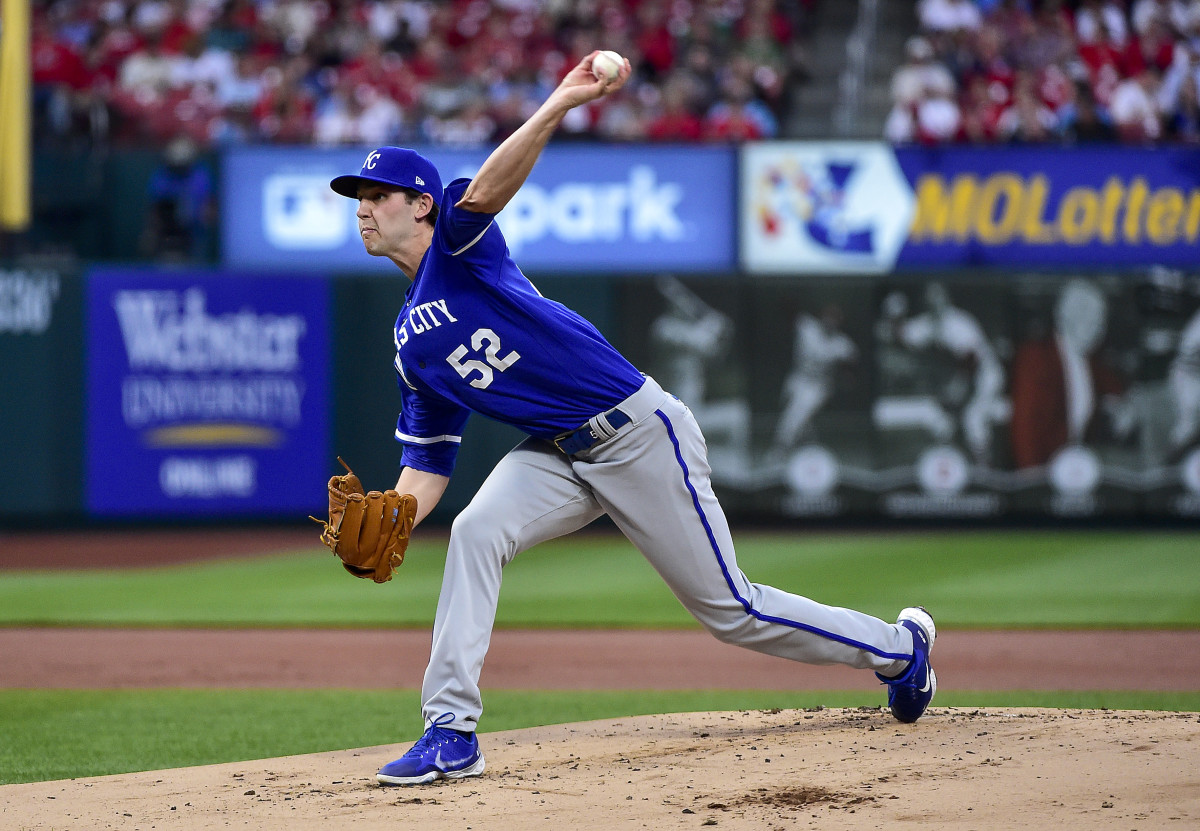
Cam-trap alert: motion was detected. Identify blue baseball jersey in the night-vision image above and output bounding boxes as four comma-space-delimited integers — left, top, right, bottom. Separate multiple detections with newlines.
393, 178, 645, 476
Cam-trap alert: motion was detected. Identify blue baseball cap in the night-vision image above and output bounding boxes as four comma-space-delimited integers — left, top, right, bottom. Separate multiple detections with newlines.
329, 147, 443, 208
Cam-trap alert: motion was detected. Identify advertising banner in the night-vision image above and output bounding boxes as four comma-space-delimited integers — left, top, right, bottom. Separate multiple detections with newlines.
740, 142, 915, 274
223, 145, 736, 274
896, 146, 1200, 270
618, 271, 1200, 520
618, 274, 880, 518
741, 143, 1200, 273
85, 268, 329, 517
0, 264, 82, 516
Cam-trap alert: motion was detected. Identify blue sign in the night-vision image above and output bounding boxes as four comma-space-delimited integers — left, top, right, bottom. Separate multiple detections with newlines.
222, 145, 736, 273
894, 146, 1200, 269
85, 268, 329, 516
742, 143, 1200, 274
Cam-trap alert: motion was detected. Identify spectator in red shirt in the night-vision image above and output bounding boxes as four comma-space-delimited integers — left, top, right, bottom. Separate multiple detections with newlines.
27, 0, 812, 149
634, 1, 675, 77
32, 15, 88, 91
703, 78, 768, 141
964, 25, 1017, 99
1078, 19, 1127, 106
646, 76, 705, 141
154, 0, 197, 56
958, 73, 1007, 142
996, 69, 1060, 143
1123, 18, 1179, 74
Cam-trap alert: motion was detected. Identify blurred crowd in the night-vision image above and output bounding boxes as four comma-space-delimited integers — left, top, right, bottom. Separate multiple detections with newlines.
885, 0, 1200, 145
30, 0, 813, 149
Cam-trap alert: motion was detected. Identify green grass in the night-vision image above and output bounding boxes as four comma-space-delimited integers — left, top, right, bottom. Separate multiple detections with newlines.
2, 688, 1198, 786
2, 529, 1197, 786
1, 530, 1198, 628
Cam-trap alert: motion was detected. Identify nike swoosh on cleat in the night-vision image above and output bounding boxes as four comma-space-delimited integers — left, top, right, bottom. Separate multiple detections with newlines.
918, 677, 933, 693
434, 749, 472, 772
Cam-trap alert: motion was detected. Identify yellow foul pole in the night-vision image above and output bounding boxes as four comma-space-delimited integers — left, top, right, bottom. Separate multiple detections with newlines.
0, 0, 32, 231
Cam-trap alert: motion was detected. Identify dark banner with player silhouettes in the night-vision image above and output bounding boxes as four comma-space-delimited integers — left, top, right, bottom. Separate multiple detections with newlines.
620, 269, 1200, 521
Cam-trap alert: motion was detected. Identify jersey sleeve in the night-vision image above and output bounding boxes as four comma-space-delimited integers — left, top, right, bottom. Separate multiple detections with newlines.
394, 385, 471, 477
433, 178, 508, 278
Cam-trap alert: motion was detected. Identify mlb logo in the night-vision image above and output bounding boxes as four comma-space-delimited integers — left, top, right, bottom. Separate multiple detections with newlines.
263, 174, 350, 250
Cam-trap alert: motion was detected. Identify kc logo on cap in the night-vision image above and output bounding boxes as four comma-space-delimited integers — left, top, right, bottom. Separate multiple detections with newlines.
331, 147, 443, 208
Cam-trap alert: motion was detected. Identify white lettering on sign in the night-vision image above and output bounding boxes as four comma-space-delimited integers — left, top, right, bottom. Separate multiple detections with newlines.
113, 288, 306, 372
501, 165, 684, 253
121, 377, 304, 428
160, 455, 257, 498
0, 270, 60, 334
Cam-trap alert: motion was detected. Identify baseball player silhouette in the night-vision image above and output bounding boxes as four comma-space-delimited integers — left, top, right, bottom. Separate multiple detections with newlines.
328, 51, 936, 787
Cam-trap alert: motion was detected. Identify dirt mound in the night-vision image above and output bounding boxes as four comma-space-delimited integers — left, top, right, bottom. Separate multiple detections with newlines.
4, 707, 1197, 830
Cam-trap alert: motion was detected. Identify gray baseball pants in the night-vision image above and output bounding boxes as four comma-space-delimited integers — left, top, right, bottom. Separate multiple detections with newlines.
421, 376, 915, 731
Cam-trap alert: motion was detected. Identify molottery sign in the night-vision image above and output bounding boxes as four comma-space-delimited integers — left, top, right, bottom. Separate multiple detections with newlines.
897, 145, 1200, 268
741, 143, 1200, 273
85, 268, 329, 516
223, 145, 737, 274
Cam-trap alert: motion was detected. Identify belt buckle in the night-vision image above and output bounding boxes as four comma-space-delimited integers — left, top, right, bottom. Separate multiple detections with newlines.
555, 425, 598, 455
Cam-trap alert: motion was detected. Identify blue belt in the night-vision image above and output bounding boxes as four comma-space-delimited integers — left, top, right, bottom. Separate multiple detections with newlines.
554, 409, 632, 455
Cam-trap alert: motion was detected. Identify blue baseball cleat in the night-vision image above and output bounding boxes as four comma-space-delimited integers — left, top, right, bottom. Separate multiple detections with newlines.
877, 606, 937, 723
377, 714, 485, 786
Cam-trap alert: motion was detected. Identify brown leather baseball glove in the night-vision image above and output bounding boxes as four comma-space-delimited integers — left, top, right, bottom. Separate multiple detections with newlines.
311, 458, 417, 583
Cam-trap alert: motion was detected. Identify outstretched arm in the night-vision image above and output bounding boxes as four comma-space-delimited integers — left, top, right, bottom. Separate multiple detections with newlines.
395, 467, 450, 528
456, 50, 631, 214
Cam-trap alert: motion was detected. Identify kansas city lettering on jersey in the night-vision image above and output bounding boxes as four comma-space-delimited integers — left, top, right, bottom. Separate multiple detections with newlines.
395, 299, 458, 347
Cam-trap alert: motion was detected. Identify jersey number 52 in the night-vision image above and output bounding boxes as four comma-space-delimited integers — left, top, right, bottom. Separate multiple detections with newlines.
446, 328, 521, 389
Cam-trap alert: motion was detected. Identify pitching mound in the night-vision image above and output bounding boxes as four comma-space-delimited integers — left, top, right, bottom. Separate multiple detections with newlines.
4, 707, 1197, 829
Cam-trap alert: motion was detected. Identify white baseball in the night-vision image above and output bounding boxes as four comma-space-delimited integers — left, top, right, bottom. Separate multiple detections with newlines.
592, 50, 624, 82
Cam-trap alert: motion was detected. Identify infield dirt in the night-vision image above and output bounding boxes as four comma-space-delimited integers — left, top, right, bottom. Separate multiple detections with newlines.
3, 707, 1197, 830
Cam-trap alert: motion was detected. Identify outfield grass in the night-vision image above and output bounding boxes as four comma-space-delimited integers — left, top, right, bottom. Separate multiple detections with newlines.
2, 529, 1197, 785
1, 530, 1198, 628
3, 688, 1199, 786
